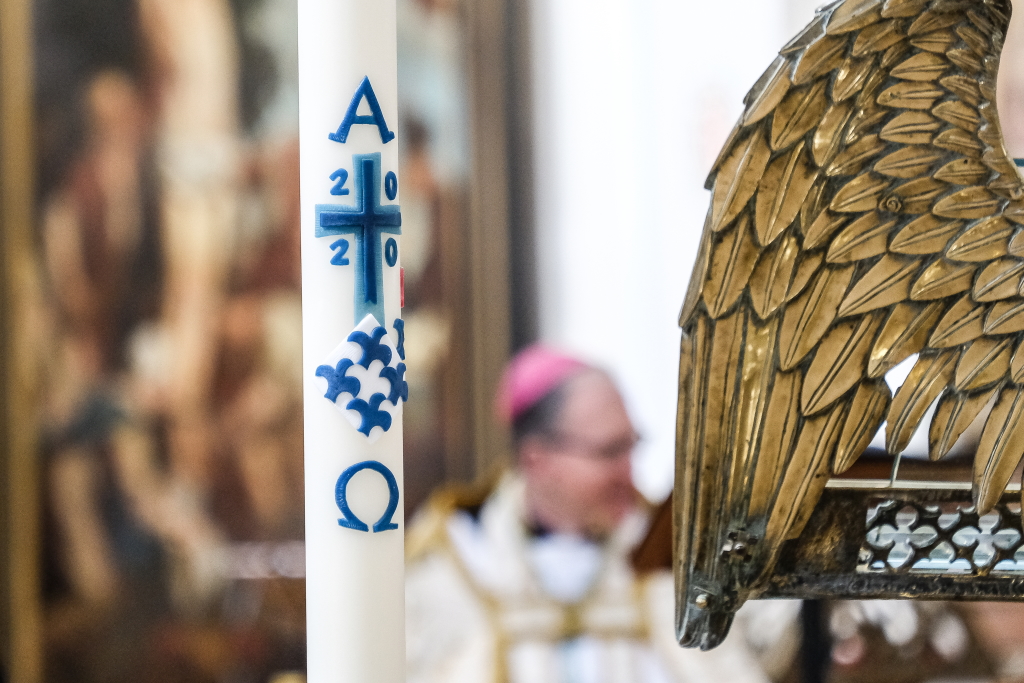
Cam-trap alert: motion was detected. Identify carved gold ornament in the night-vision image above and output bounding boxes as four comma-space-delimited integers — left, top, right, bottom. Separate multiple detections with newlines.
675, 0, 1024, 650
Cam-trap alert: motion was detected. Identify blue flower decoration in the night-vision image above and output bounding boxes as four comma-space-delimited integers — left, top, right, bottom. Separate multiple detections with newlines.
346, 393, 393, 436
379, 362, 408, 405
348, 326, 393, 369
315, 358, 361, 402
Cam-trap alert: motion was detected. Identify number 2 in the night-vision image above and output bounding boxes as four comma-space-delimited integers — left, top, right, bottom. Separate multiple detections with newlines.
330, 169, 350, 195
330, 239, 350, 266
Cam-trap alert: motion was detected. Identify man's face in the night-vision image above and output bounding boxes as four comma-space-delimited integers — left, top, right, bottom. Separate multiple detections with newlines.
521, 371, 639, 536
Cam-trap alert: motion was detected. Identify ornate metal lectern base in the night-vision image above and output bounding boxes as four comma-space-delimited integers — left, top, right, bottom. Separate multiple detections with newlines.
764, 481, 1024, 601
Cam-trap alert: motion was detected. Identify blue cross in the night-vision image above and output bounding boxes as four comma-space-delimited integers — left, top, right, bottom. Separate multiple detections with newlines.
316, 153, 401, 325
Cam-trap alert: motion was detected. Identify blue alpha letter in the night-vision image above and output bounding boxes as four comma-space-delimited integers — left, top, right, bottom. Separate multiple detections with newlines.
329, 76, 396, 144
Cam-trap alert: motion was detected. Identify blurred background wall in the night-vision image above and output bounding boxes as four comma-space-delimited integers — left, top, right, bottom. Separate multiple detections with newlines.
530, 0, 794, 501
6, 0, 1024, 681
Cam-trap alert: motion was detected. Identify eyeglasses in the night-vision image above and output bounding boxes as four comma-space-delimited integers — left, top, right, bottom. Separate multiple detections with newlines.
543, 430, 642, 462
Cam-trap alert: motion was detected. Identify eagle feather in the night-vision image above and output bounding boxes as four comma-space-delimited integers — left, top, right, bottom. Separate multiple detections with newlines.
676, 0, 1024, 649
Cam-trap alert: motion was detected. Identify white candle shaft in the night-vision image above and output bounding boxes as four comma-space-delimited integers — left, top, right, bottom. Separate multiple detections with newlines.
298, 1, 404, 681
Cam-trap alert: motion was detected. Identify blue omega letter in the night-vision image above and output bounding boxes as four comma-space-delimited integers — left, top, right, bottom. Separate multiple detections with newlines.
335, 460, 400, 532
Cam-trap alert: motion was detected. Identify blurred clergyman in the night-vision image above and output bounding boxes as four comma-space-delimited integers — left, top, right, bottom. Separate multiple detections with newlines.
406, 345, 798, 683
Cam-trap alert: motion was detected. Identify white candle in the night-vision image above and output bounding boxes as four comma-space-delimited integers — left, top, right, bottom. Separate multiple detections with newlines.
298, 1, 405, 681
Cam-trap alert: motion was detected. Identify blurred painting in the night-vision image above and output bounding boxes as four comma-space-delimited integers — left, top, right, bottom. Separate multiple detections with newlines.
30, 0, 473, 680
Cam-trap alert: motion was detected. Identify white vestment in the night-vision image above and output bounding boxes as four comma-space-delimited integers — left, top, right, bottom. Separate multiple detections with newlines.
406, 475, 799, 683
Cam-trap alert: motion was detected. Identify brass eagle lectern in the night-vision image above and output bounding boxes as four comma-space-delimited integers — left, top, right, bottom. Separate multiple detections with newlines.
675, 0, 1024, 651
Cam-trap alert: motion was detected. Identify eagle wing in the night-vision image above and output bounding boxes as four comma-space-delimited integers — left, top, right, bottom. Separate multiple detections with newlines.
677, 0, 1024, 649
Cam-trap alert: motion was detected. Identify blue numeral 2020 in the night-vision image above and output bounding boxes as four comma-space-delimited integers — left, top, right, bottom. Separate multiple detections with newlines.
330, 238, 350, 266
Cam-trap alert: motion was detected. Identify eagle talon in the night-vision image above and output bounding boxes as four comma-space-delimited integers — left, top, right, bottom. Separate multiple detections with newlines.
679, 589, 738, 651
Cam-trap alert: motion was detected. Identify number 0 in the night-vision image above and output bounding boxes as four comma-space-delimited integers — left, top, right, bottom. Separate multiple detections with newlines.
384, 238, 398, 267
384, 171, 398, 201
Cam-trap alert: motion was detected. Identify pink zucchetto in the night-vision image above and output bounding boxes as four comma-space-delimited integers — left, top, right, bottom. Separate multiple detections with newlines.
494, 344, 591, 424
